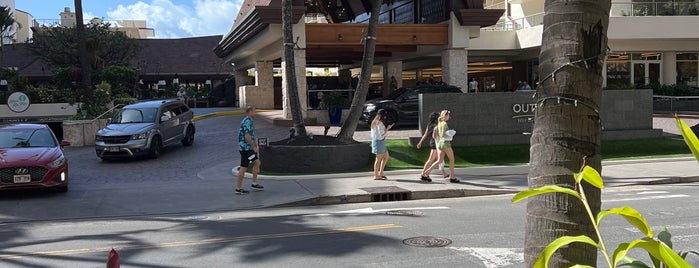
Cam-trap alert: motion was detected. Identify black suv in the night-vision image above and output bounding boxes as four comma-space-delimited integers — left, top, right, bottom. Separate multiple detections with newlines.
361, 84, 463, 125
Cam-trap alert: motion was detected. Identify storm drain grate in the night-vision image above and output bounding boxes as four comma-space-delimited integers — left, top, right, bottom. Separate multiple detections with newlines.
403, 236, 452, 248
372, 192, 410, 202
360, 186, 412, 202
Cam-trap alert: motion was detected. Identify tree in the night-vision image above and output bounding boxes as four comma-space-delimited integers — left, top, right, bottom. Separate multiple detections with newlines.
282, 0, 307, 137
336, 0, 383, 142
74, 0, 93, 103
0, 6, 15, 66
28, 23, 140, 70
525, 0, 611, 266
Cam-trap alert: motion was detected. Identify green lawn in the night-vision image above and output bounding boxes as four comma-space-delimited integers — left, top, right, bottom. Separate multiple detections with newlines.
381, 136, 692, 170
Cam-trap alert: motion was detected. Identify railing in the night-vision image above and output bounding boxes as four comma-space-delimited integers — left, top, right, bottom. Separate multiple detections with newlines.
611, 1, 699, 17
92, 104, 124, 121
482, 12, 544, 31
653, 95, 699, 113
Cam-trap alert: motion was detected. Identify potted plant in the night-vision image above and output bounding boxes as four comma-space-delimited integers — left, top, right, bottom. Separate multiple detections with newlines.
321, 91, 346, 125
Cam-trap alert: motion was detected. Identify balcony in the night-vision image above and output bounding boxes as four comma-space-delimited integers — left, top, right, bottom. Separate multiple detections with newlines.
611, 1, 699, 17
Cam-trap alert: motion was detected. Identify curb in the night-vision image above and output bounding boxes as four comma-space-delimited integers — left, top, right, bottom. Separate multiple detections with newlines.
272, 188, 518, 208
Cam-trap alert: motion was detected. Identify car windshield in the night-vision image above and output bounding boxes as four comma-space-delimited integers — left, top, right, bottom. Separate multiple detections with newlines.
386, 87, 410, 100
0, 128, 56, 148
113, 108, 158, 123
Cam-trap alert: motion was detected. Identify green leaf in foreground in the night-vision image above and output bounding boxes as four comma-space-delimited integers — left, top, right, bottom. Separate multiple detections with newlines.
511, 185, 581, 203
596, 206, 652, 238
614, 239, 692, 268
675, 116, 699, 162
534, 235, 598, 268
574, 166, 604, 189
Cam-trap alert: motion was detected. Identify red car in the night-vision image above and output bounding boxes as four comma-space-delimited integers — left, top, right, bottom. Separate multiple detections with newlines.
0, 124, 70, 192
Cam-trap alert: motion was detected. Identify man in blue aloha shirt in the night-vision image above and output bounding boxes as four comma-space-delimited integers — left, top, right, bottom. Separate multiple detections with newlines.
235, 106, 264, 194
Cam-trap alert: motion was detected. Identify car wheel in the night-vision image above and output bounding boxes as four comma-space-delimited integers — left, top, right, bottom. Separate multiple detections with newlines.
149, 136, 162, 158
181, 126, 194, 146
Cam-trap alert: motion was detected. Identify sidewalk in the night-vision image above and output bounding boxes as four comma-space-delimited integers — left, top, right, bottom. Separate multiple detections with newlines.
191, 107, 699, 208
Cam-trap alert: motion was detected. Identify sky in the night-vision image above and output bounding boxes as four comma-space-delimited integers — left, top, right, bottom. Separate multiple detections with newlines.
15, 0, 244, 38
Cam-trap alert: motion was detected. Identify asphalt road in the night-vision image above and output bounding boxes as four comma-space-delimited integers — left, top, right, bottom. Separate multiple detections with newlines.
1, 184, 696, 267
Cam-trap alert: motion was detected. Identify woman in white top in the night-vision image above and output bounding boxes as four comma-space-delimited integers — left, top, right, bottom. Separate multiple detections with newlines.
371, 109, 394, 180
425, 110, 460, 183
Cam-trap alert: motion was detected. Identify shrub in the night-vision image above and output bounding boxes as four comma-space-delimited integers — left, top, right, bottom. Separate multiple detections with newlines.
512, 165, 695, 267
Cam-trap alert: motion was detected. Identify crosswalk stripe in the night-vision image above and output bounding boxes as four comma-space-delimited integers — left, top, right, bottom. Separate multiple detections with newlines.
605, 194, 689, 202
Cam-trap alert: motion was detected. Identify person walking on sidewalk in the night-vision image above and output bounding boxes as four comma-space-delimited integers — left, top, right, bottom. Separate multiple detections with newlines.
417, 112, 447, 182
425, 110, 460, 183
371, 109, 394, 180
235, 106, 264, 194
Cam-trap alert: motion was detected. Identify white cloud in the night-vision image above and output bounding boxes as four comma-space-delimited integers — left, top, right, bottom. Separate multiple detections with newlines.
106, 0, 242, 38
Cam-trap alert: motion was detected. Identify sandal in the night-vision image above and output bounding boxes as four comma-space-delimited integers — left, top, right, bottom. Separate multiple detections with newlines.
449, 177, 460, 183
420, 176, 432, 182
381, 175, 388, 180
374, 177, 387, 180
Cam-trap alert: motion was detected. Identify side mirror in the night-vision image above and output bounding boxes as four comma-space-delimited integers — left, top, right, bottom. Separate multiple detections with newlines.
107, 118, 112, 124
60, 140, 71, 147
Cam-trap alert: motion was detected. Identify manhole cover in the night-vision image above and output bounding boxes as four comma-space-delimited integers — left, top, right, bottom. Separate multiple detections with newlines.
403, 236, 452, 247
385, 210, 424, 216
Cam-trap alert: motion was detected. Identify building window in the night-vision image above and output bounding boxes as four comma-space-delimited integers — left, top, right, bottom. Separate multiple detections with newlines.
607, 61, 631, 87
606, 52, 662, 87
677, 53, 698, 87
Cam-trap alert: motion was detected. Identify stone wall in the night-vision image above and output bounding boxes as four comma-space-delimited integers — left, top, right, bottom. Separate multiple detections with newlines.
415, 89, 662, 146
62, 119, 108, 147
238, 85, 274, 109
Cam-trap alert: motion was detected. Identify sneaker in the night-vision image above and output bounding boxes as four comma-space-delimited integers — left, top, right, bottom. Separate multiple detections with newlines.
449, 177, 460, 183
420, 176, 432, 182
235, 188, 250, 195
251, 183, 264, 191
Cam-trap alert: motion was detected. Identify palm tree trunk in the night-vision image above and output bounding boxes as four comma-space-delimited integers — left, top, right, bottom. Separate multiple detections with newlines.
74, 0, 93, 104
336, 0, 382, 142
0, 6, 15, 67
282, 0, 307, 137
525, 0, 611, 266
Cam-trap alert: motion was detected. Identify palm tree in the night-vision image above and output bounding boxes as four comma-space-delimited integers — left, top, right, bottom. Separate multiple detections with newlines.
282, 0, 307, 137
525, 0, 611, 266
336, 0, 383, 142
74, 0, 93, 104
0, 6, 15, 66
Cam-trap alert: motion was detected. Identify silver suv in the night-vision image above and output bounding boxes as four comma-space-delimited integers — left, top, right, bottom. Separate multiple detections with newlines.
95, 99, 195, 160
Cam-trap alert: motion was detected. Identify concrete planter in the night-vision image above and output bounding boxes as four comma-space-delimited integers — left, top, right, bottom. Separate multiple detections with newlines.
62, 119, 108, 147
260, 140, 371, 174
417, 89, 662, 146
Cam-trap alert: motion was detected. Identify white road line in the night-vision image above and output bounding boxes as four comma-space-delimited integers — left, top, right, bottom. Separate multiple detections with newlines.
449, 247, 523, 268
605, 194, 689, 202
636, 191, 670, 195
605, 187, 653, 192
625, 223, 699, 233
307, 206, 450, 216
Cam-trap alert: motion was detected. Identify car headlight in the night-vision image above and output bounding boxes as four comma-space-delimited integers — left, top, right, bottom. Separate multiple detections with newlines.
131, 131, 149, 140
49, 155, 66, 168
95, 135, 103, 141
365, 104, 376, 112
